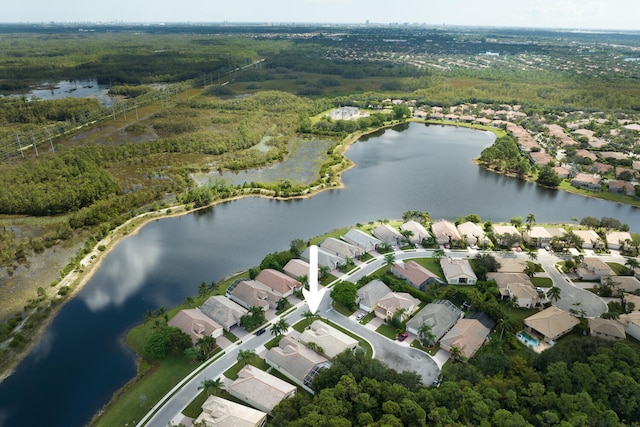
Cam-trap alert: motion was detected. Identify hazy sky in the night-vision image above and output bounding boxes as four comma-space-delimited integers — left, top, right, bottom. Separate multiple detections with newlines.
3, 0, 638, 31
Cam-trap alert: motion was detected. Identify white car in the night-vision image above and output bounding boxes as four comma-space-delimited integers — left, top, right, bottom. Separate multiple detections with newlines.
356, 313, 364, 321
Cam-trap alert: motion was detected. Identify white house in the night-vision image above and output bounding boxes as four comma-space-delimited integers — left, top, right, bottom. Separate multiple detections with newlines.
400, 221, 430, 245
440, 257, 477, 285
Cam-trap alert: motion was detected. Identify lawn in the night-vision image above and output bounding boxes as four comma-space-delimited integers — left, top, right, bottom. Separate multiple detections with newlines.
376, 323, 400, 341
607, 262, 633, 276
332, 301, 356, 317
223, 358, 269, 380
530, 277, 553, 288
407, 257, 446, 281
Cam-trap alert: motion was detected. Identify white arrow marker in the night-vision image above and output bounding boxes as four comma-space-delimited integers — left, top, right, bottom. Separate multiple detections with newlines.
302, 245, 325, 314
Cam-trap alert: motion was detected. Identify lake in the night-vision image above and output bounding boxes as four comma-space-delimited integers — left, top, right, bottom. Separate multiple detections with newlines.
0, 123, 637, 427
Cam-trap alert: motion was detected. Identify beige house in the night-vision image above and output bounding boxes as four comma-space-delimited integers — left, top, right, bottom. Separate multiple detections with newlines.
440, 257, 477, 285
168, 309, 223, 344
375, 291, 420, 321
195, 395, 267, 427
299, 320, 358, 359
487, 272, 533, 299
571, 229, 604, 249
571, 173, 602, 191
576, 258, 614, 281
265, 336, 331, 393
301, 246, 343, 270
400, 221, 430, 245
341, 229, 382, 252
356, 279, 392, 312
283, 259, 311, 280
618, 312, 640, 341
255, 269, 301, 297
226, 279, 281, 311
507, 282, 540, 308
524, 306, 579, 343
523, 227, 552, 248
606, 231, 633, 250
605, 276, 640, 293
371, 223, 403, 246
491, 225, 521, 247
439, 318, 491, 359
227, 365, 296, 415
200, 296, 248, 331
431, 220, 461, 245
390, 260, 442, 291
456, 221, 489, 246
320, 237, 365, 259
588, 318, 626, 341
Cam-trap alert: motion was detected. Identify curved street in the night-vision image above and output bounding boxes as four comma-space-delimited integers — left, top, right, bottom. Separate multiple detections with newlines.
139, 246, 625, 426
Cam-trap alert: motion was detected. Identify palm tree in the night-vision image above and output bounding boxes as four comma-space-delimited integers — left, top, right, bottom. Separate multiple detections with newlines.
270, 318, 290, 337
526, 249, 538, 262
319, 266, 331, 280
237, 349, 256, 367
625, 257, 639, 274
302, 310, 318, 329
196, 335, 217, 357
449, 346, 465, 363
400, 229, 414, 246
434, 248, 445, 259
547, 286, 561, 302
526, 213, 537, 227
143, 309, 154, 324
198, 377, 224, 396
297, 275, 309, 289
417, 324, 435, 347
198, 281, 208, 297
384, 252, 396, 267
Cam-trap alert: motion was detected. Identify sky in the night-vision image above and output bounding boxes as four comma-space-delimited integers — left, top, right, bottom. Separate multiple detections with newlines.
2, 0, 639, 31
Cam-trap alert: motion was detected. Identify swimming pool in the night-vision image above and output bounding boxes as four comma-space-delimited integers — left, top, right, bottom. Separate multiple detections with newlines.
517, 331, 540, 348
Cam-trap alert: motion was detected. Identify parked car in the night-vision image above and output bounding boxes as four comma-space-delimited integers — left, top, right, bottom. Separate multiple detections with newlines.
256, 327, 266, 336
398, 332, 409, 341
356, 313, 364, 321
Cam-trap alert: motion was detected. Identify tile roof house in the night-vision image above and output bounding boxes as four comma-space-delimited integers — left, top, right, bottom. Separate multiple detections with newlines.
341, 229, 382, 252
608, 179, 636, 197
200, 296, 248, 331
576, 258, 614, 280
571, 229, 604, 249
168, 308, 224, 344
374, 291, 420, 321
371, 223, 403, 246
439, 318, 491, 359
226, 279, 281, 311
605, 276, 640, 293
529, 150, 554, 166
524, 306, 579, 343
440, 257, 477, 285
491, 225, 522, 247
283, 259, 311, 280
431, 220, 461, 245
255, 269, 302, 297
487, 272, 533, 300
605, 231, 633, 250
356, 279, 392, 312
507, 282, 540, 309
227, 365, 296, 415
320, 237, 365, 259
618, 312, 640, 341
406, 300, 463, 342
571, 173, 602, 191
299, 320, 358, 359
390, 260, 442, 291
456, 221, 490, 246
301, 246, 343, 270
400, 221, 430, 245
523, 227, 552, 248
265, 336, 331, 393
588, 318, 626, 341
194, 395, 267, 427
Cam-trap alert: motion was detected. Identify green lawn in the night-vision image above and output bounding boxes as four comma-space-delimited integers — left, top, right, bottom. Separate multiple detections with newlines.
407, 257, 446, 281
376, 323, 399, 341
607, 262, 633, 276
332, 301, 356, 317
223, 358, 270, 380
530, 277, 553, 288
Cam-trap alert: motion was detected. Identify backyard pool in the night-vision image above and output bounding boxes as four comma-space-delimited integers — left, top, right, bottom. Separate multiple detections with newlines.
517, 331, 540, 348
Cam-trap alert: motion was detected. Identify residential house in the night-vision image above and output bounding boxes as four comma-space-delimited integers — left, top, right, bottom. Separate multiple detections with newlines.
524, 306, 580, 343
283, 259, 311, 281
195, 395, 267, 427
200, 296, 248, 331
492, 225, 522, 247
546, 124, 576, 146
605, 231, 633, 251
605, 276, 640, 293
552, 166, 571, 179
487, 272, 532, 299
523, 227, 552, 248
431, 220, 461, 245
440, 257, 477, 285
571, 229, 604, 249
590, 162, 613, 175
400, 221, 430, 245
406, 300, 463, 342
255, 269, 302, 297
576, 258, 614, 280
375, 291, 420, 321
529, 150, 554, 166
429, 112, 444, 120
371, 223, 403, 247
319, 237, 364, 259
390, 260, 442, 291
545, 227, 568, 242
265, 336, 331, 393
456, 221, 490, 246
618, 312, 640, 341
341, 229, 382, 252
575, 149, 598, 162
356, 279, 392, 312
608, 180, 636, 196
439, 318, 491, 359
226, 279, 281, 311
168, 308, 224, 344
588, 318, 626, 341
486, 272, 538, 307
301, 246, 343, 270
571, 173, 602, 191
299, 320, 358, 359
444, 113, 458, 121
227, 365, 296, 415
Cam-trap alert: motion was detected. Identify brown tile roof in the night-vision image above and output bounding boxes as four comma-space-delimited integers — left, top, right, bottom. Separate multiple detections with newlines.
256, 269, 301, 295
440, 318, 491, 359
524, 306, 579, 341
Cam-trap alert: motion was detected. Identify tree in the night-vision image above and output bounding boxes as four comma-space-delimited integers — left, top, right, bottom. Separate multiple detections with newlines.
510, 216, 524, 228
384, 252, 396, 267
330, 281, 358, 310
184, 296, 195, 307
449, 346, 466, 363
198, 377, 224, 396
625, 257, 639, 273
547, 286, 561, 302
237, 349, 256, 366
392, 104, 410, 120
276, 297, 289, 311
196, 335, 217, 358
434, 248, 445, 259
290, 239, 307, 256
198, 281, 208, 297
526, 213, 537, 227
418, 324, 435, 347
302, 310, 319, 328
271, 318, 290, 337
319, 266, 331, 280
400, 229, 414, 246
184, 346, 201, 363
537, 166, 561, 188
526, 249, 538, 261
